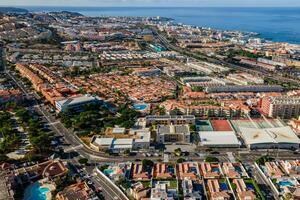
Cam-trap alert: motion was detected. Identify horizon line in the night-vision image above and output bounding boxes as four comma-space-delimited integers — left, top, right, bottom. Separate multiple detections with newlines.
2, 5, 300, 8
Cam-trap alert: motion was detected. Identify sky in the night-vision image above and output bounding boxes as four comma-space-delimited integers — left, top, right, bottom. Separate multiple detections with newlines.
1, 0, 300, 7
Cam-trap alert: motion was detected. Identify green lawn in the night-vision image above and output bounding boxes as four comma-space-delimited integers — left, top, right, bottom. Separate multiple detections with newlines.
169, 179, 178, 189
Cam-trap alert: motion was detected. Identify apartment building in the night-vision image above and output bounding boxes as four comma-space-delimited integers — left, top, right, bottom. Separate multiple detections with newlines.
205, 85, 283, 93
261, 96, 300, 119
156, 124, 190, 144
161, 100, 249, 118
145, 115, 196, 126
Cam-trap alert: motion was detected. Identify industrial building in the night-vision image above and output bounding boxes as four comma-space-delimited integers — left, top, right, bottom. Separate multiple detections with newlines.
199, 131, 240, 148
239, 126, 300, 149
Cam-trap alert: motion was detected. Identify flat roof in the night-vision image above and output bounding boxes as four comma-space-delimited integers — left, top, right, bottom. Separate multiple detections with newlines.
240, 126, 300, 145
94, 138, 113, 146
112, 127, 126, 134
113, 138, 133, 145
57, 95, 98, 106
199, 131, 240, 146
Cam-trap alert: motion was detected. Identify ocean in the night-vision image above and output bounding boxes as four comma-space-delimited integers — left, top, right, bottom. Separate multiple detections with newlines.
22, 7, 300, 44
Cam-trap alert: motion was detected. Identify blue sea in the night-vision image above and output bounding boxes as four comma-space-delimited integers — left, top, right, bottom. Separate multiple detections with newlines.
22, 7, 300, 44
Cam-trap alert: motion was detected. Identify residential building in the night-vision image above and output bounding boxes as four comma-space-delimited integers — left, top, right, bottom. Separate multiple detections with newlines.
56, 182, 95, 200
150, 183, 173, 200
131, 163, 151, 181
223, 163, 248, 179
157, 124, 190, 144
145, 115, 196, 126
130, 182, 150, 200
207, 179, 231, 200
182, 179, 204, 200
199, 163, 222, 179
279, 160, 300, 179
0, 89, 25, 104
265, 162, 285, 178
177, 162, 199, 180
261, 96, 300, 119
232, 179, 256, 200
205, 85, 283, 93
153, 163, 173, 179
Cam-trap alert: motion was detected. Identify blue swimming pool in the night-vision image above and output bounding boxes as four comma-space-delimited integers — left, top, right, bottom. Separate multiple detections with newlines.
104, 169, 114, 175
278, 181, 294, 187
23, 182, 50, 200
220, 182, 228, 190
133, 104, 148, 111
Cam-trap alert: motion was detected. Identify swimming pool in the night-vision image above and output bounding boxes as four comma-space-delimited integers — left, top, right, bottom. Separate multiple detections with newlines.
23, 182, 50, 200
220, 182, 228, 191
104, 168, 114, 175
278, 181, 294, 187
133, 104, 148, 111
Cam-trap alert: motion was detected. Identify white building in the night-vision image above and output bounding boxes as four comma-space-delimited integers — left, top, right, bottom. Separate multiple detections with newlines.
199, 131, 240, 148
90, 128, 151, 152
239, 126, 300, 149
55, 95, 101, 112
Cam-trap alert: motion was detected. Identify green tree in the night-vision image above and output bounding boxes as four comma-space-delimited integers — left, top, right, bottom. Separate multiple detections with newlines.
78, 158, 89, 165
142, 159, 154, 171
177, 158, 186, 163
205, 156, 219, 163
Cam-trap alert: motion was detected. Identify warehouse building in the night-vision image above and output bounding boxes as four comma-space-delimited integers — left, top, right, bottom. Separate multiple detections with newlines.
239, 126, 300, 149
199, 131, 240, 147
